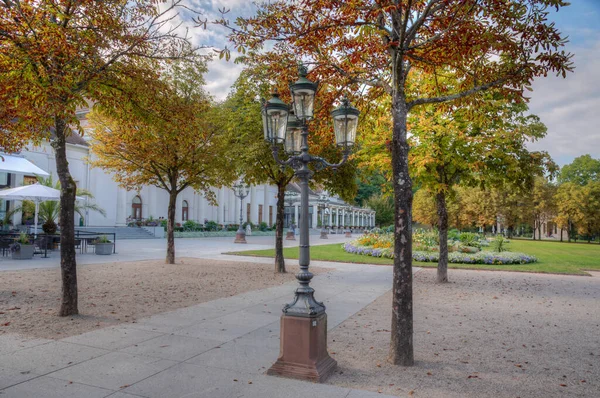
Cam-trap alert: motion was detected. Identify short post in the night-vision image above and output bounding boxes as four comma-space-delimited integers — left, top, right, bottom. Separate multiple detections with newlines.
232, 181, 250, 244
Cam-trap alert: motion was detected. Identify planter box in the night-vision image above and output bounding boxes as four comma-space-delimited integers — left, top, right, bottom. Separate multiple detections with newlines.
12, 244, 34, 260
95, 242, 114, 255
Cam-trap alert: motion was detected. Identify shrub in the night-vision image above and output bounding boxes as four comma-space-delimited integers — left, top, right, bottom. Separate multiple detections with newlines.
258, 222, 269, 231
183, 220, 201, 231
95, 235, 111, 243
226, 224, 239, 231
204, 220, 219, 231
42, 219, 57, 234
491, 235, 507, 252
459, 232, 481, 248
447, 229, 461, 241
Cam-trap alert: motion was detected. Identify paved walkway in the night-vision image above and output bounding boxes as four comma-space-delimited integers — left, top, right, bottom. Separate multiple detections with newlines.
0, 234, 353, 271
0, 236, 403, 397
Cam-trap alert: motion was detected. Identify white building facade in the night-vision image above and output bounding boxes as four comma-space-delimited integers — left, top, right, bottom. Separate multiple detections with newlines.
2, 141, 376, 230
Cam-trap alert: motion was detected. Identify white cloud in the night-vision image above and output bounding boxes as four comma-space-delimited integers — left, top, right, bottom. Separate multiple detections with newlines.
527, 37, 600, 165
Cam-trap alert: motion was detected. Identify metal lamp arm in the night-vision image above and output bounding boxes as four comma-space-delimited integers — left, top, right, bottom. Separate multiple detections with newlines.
309, 151, 350, 170
272, 144, 297, 167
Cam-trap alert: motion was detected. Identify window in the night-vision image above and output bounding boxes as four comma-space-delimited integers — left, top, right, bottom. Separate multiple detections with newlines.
269, 206, 273, 227
132, 195, 142, 220
247, 203, 251, 224
0, 172, 8, 187
24, 175, 37, 185
258, 205, 263, 224
182, 200, 189, 221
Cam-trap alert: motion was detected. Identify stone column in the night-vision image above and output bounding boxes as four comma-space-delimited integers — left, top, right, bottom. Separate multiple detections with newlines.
263, 185, 269, 224
312, 204, 318, 229
294, 204, 299, 226
250, 186, 257, 224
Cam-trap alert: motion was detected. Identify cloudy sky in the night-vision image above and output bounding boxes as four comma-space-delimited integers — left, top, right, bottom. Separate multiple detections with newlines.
185, 1, 600, 167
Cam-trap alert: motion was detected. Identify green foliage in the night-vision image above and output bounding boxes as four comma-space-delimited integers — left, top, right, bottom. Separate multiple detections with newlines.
258, 222, 269, 232
491, 236, 508, 252
96, 235, 111, 243
459, 233, 481, 248
204, 221, 219, 231
355, 173, 387, 206
366, 193, 394, 227
183, 220, 201, 231
558, 155, 600, 186
16, 232, 30, 245
42, 219, 57, 235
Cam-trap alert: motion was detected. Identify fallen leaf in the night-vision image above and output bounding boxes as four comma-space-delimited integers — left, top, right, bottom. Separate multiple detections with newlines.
559, 384, 567, 387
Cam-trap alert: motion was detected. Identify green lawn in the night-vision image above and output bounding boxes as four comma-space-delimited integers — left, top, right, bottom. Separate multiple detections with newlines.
228, 239, 600, 275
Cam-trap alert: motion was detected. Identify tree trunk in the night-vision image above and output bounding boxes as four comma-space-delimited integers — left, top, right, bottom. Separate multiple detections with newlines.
166, 189, 177, 264
53, 117, 78, 316
274, 181, 286, 273
435, 191, 449, 283
388, 91, 414, 366
560, 228, 563, 242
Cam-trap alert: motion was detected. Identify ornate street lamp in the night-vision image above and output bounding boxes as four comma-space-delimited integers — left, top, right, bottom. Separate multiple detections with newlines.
232, 180, 250, 244
284, 191, 299, 240
317, 195, 330, 239
262, 64, 359, 382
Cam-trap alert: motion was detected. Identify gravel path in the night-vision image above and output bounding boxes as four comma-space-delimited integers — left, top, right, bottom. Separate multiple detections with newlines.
0, 257, 323, 339
327, 269, 599, 398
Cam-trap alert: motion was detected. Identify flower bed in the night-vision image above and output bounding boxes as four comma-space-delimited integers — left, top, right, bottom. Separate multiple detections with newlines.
343, 242, 537, 265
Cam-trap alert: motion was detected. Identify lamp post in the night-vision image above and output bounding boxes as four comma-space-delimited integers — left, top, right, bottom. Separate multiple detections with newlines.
284, 191, 298, 240
262, 64, 359, 382
232, 180, 250, 244
317, 195, 330, 239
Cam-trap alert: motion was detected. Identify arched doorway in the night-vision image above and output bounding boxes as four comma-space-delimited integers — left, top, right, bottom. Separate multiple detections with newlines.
182, 200, 189, 221
132, 195, 142, 220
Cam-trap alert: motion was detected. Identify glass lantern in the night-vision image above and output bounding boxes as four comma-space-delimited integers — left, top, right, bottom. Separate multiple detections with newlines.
290, 64, 318, 120
285, 115, 303, 155
331, 96, 359, 149
262, 92, 289, 144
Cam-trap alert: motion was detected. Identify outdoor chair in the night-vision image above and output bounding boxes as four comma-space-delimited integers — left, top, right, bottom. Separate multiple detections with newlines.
0, 239, 11, 257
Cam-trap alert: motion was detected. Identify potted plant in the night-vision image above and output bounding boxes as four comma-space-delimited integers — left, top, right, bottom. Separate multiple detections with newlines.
11, 232, 34, 260
94, 235, 113, 255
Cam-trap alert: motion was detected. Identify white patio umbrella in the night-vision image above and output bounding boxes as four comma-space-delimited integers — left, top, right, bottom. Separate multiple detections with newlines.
0, 183, 84, 238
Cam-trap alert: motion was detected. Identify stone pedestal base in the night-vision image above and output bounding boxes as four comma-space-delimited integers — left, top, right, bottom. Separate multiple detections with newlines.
320, 230, 328, 239
267, 313, 337, 382
234, 231, 247, 243
285, 231, 296, 240
344, 231, 352, 237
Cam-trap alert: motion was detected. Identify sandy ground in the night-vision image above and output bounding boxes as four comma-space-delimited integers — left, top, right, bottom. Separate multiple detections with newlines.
0, 257, 321, 339
327, 269, 600, 398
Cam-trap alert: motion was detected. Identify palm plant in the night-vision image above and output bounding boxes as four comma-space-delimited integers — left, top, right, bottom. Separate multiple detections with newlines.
35, 175, 106, 223
2, 176, 106, 226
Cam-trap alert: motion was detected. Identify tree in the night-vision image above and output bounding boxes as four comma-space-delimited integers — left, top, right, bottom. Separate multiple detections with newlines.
355, 173, 387, 207
412, 189, 437, 228
574, 182, 600, 243
558, 155, 600, 186
221, 0, 573, 365
554, 182, 581, 242
89, 61, 234, 264
457, 186, 496, 233
367, 193, 394, 227
410, 98, 554, 282
1, 0, 201, 315
528, 177, 557, 240
222, 71, 295, 273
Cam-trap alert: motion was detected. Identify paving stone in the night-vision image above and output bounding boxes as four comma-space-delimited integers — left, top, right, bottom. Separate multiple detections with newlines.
186, 340, 278, 375
48, 351, 176, 391
1, 341, 109, 374
125, 313, 202, 334
0, 334, 52, 356
174, 311, 278, 342
105, 392, 149, 398
120, 334, 221, 361
0, 375, 113, 398
62, 326, 164, 350
0, 366, 40, 390
123, 362, 351, 398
